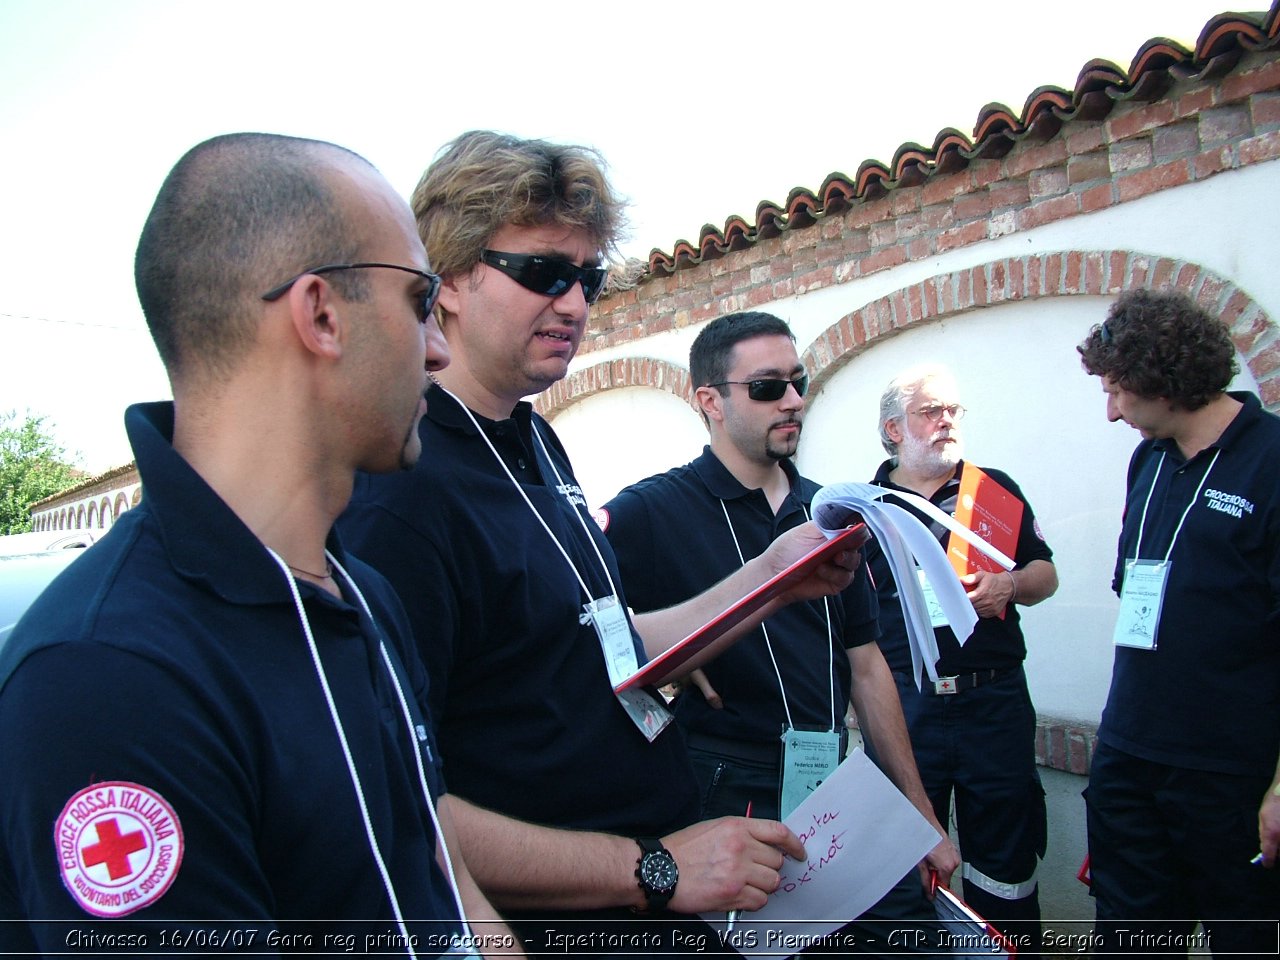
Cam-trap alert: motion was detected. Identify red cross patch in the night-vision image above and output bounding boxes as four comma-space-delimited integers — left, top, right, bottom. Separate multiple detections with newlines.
55, 781, 184, 917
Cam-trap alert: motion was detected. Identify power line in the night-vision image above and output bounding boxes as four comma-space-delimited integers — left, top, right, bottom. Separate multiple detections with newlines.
0, 311, 145, 333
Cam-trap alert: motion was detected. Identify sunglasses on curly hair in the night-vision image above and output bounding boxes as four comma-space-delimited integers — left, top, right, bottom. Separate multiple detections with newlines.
480, 250, 609, 304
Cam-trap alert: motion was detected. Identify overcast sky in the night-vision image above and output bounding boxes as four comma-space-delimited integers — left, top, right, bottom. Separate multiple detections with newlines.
0, 0, 1235, 473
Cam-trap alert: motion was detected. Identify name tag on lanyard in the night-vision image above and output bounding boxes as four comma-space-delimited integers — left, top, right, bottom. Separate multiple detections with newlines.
584, 595, 673, 742
916, 567, 950, 629
780, 727, 842, 819
1113, 559, 1171, 650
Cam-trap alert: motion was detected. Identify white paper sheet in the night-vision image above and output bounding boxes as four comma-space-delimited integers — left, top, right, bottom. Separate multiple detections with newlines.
703, 749, 943, 957
811, 482, 979, 685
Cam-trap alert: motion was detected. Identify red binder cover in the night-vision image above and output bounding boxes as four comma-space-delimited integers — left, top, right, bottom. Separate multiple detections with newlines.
615, 523, 870, 692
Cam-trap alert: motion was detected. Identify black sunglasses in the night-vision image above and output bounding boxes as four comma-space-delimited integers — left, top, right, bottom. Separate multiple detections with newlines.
260, 262, 442, 323
707, 374, 809, 402
480, 250, 608, 304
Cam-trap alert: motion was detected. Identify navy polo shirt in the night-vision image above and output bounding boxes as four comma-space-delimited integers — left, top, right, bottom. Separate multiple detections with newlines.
602, 448, 880, 744
0, 402, 459, 951
1101, 391, 1280, 778
340, 384, 700, 837
867, 460, 1053, 675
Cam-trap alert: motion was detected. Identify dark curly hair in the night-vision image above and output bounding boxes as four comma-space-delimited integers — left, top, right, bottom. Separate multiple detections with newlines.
1077, 288, 1238, 411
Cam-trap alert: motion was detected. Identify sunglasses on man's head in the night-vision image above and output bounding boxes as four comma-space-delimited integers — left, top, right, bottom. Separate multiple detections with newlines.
707, 374, 809, 402
480, 250, 609, 304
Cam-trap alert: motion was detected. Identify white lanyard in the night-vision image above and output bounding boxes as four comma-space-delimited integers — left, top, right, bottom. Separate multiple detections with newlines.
266, 548, 472, 957
436, 382, 618, 602
719, 500, 837, 733
433, 384, 669, 739
1130, 448, 1221, 563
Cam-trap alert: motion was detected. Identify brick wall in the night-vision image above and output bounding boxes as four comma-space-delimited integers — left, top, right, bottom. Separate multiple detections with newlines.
541, 46, 1280, 423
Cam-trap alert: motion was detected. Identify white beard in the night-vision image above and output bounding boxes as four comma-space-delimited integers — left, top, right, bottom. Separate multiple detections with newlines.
898, 427, 963, 477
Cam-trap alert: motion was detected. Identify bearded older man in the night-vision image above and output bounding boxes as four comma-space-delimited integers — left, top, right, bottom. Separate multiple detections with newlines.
863, 365, 1058, 958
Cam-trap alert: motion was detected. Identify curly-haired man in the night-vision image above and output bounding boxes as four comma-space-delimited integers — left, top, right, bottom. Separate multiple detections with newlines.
1078, 287, 1280, 954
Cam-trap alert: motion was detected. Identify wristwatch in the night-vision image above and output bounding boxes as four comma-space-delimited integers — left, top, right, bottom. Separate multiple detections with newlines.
634, 836, 679, 911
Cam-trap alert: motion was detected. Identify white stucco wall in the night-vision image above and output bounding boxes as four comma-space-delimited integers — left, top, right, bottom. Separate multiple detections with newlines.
549, 157, 1278, 726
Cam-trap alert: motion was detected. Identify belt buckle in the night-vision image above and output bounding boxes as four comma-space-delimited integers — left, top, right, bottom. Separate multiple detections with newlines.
933, 676, 959, 695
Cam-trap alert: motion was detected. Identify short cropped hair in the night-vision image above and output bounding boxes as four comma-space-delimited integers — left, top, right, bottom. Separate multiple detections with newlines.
878, 364, 956, 456
411, 130, 626, 280
134, 133, 371, 383
690, 312, 796, 394
1078, 288, 1238, 410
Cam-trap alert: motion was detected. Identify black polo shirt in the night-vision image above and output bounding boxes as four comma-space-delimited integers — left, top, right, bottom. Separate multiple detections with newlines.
868, 459, 1053, 675
0, 402, 459, 951
340, 384, 700, 837
602, 448, 880, 744
1101, 391, 1280, 778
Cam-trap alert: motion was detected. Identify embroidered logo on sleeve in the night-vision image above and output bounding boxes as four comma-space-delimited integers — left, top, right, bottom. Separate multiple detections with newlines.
55, 781, 184, 917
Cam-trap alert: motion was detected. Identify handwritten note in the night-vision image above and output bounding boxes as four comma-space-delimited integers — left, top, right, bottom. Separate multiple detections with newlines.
704, 749, 942, 956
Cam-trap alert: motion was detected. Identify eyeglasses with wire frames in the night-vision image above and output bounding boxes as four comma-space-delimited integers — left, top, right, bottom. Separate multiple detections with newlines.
706, 374, 809, 402
480, 250, 609, 304
260, 262, 442, 323
908, 403, 966, 422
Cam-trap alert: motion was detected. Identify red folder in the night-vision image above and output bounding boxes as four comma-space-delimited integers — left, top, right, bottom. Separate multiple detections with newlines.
931, 874, 1017, 956
615, 523, 870, 692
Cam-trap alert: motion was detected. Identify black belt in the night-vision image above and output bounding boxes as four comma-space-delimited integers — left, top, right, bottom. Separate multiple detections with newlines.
897, 667, 1017, 696
683, 730, 779, 765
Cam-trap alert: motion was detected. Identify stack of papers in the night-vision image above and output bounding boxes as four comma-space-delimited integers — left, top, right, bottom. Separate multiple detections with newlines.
811, 483, 981, 687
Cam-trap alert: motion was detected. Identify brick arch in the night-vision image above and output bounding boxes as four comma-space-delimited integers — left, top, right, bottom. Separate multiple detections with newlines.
114, 492, 129, 518
132, 487, 143, 507
87, 502, 98, 529
76, 505, 86, 529
804, 250, 1280, 411
535, 356, 694, 418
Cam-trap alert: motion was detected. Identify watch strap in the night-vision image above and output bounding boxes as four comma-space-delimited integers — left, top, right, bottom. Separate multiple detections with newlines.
633, 836, 677, 912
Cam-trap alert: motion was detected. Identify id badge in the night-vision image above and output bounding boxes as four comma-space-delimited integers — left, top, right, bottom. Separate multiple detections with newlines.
1113, 559, 1170, 650
584, 596, 674, 740
617, 687, 674, 742
779, 727, 842, 819
585, 595, 639, 689
916, 567, 949, 629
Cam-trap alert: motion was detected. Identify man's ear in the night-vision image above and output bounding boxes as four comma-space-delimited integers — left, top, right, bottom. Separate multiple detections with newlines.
694, 385, 725, 424
434, 271, 467, 322
883, 416, 905, 445
287, 275, 344, 360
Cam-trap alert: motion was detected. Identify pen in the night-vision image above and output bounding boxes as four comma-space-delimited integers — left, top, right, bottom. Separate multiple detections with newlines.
725, 802, 753, 932
1250, 852, 1265, 865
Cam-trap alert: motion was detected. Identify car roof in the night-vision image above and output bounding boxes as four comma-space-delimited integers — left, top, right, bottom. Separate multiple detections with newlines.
0, 549, 88, 650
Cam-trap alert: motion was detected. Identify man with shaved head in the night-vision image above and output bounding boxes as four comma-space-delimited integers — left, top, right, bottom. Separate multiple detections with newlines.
0, 133, 514, 955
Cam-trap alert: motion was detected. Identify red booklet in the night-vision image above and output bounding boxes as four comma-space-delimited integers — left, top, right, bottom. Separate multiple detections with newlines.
948, 463, 1021, 578
615, 523, 870, 692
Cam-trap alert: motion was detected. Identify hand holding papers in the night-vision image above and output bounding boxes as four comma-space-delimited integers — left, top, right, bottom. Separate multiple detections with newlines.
703, 750, 943, 956
811, 483, 978, 687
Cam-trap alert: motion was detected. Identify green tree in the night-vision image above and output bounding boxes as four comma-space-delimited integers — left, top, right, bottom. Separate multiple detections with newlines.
1, 411, 80, 535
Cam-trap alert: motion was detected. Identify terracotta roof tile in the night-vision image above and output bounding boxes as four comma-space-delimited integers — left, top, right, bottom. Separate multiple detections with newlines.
637, 3, 1279, 279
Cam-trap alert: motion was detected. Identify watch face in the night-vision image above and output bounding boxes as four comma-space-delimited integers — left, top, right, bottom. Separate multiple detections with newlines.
640, 851, 678, 892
